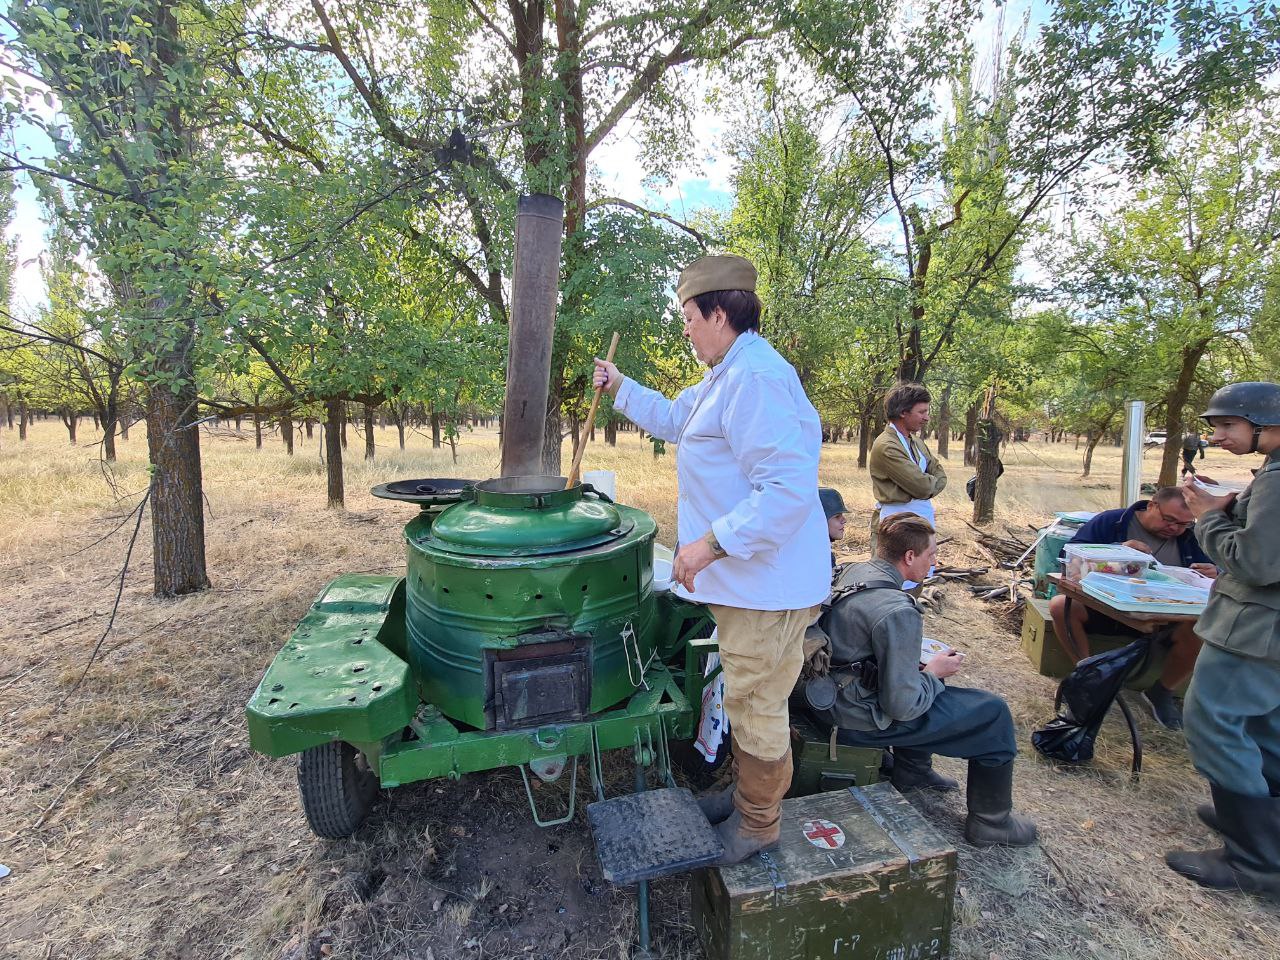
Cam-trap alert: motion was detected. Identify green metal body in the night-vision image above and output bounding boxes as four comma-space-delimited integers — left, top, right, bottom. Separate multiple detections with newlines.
691, 784, 956, 960
403, 481, 660, 730
245, 476, 718, 797
246, 575, 414, 758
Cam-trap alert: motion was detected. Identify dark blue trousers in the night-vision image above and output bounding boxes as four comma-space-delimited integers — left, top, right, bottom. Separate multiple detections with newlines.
832, 686, 1018, 768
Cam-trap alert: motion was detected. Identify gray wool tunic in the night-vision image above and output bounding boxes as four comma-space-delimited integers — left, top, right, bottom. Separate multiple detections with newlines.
817, 558, 945, 732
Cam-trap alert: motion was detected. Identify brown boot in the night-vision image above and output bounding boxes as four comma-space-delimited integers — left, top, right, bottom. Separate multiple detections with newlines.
714, 746, 792, 866
697, 737, 742, 825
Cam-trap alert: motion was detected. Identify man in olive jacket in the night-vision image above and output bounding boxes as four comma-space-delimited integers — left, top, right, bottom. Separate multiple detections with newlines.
869, 384, 947, 586
1166, 382, 1280, 896
816, 512, 1037, 846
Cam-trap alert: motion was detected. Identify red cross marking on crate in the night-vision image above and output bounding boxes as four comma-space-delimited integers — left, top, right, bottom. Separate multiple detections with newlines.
802, 819, 845, 849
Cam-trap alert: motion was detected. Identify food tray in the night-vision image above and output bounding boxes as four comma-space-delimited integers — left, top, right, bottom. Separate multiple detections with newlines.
1154, 563, 1216, 589
1062, 543, 1153, 580
1081, 571, 1208, 615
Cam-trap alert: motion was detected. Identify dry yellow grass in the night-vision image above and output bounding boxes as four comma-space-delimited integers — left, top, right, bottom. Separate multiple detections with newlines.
0, 416, 1274, 960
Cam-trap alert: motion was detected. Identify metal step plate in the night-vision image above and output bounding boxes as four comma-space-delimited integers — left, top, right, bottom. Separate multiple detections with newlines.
587, 787, 723, 885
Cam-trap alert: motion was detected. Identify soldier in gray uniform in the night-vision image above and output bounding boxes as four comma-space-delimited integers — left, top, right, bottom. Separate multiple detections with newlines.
815, 512, 1038, 846
1167, 382, 1280, 895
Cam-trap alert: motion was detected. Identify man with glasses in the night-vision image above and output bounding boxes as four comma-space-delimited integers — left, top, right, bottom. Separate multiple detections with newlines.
1048, 487, 1217, 728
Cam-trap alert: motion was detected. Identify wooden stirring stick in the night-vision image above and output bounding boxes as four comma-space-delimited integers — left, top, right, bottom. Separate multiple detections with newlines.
566, 331, 621, 489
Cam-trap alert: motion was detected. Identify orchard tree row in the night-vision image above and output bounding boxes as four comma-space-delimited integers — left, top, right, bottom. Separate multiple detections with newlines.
0, 0, 1277, 593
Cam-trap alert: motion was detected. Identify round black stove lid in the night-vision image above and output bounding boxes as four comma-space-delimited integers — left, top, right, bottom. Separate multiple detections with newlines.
371, 477, 478, 506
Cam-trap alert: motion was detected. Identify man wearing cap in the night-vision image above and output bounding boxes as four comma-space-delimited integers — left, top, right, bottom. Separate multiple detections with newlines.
820, 487, 848, 568
593, 254, 829, 864
1166, 382, 1280, 896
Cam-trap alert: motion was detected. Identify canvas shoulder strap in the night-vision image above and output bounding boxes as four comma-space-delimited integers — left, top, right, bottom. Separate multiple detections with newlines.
823, 578, 902, 612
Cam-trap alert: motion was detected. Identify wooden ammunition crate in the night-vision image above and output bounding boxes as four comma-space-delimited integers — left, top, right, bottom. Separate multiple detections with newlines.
692, 783, 956, 960
1021, 597, 1075, 678
789, 712, 883, 797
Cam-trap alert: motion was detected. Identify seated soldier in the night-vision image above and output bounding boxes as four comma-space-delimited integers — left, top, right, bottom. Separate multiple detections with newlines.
815, 512, 1038, 846
1048, 487, 1218, 729
819, 487, 848, 568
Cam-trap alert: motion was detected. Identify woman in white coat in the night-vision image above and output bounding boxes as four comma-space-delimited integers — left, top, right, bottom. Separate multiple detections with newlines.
592, 254, 829, 864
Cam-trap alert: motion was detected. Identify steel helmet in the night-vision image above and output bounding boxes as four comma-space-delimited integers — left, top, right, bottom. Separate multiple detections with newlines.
819, 487, 848, 519
1200, 382, 1280, 426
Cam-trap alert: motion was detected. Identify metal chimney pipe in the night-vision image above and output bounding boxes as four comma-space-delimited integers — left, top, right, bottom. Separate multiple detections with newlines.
500, 194, 564, 478
1120, 399, 1146, 508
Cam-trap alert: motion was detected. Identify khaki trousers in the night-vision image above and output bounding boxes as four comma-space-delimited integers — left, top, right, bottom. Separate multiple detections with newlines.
708, 603, 819, 762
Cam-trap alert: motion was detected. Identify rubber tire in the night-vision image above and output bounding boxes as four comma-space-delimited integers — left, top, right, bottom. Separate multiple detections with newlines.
298, 741, 378, 839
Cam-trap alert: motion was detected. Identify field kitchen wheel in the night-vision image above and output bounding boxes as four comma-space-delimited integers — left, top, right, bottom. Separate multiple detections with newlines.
298, 741, 378, 839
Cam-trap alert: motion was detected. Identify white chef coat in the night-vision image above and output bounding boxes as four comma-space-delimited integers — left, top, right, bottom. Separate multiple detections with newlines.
615, 330, 830, 610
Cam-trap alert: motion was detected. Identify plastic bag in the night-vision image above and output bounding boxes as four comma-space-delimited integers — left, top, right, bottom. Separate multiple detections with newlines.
1032, 639, 1152, 764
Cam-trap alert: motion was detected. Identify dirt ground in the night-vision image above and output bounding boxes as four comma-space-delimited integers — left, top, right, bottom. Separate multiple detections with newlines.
1, 418, 1276, 960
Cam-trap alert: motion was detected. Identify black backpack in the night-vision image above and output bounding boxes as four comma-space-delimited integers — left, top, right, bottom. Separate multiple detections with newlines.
1031, 639, 1153, 764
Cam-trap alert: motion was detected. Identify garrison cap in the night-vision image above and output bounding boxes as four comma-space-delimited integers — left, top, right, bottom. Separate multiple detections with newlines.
1201, 382, 1280, 426
819, 487, 847, 519
676, 254, 757, 304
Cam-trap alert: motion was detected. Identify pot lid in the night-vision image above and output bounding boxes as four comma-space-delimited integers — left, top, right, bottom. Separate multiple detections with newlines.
425, 475, 632, 556
371, 477, 478, 507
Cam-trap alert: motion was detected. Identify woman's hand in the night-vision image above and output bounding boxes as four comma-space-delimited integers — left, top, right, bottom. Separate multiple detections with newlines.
1189, 562, 1219, 579
1181, 475, 1237, 519
593, 358, 622, 397
673, 537, 719, 592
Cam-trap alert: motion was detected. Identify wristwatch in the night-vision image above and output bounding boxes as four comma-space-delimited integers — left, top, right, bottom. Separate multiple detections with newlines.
703, 531, 728, 559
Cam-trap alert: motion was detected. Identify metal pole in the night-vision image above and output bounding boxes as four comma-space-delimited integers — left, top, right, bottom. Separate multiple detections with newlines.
1120, 400, 1145, 508
500, 194, 564, 478
634, 759, 652, 959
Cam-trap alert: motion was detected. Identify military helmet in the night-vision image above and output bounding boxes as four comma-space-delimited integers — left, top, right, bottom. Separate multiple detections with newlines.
1200, 382, 1280, 426
819, 487, 847, 518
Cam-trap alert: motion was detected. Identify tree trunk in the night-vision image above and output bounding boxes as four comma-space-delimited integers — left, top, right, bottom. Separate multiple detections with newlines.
963, 403, 979, 467
120, 416, 130, 440
340, 411, 347, 449
972, 389, 1001, 525
305, 418, 314, 440
363, 402, 376, 460
62, 410, 78, 445
282, 412, 295, 455
431, 408, 442, 448
1, 396, 10, 429
935, 385, 951, 459
1159, 342, 1209, 487
324, 399, 345, 508
1082, 430, 1101, 478
19, 402, 28, 440
235, 415, 242, 431
857, 407, 872, 469
146, 377, 209, 596
397, 420, 406, 450
101, 412, 118, 462
253, 411, 263, 449
605, 418, 617, 446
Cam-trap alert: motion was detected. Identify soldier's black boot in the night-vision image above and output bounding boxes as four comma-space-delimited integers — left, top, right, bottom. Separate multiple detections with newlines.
1167, 785, 1280, 896
891, 749, 959, 794
1197, 802, 1221, 833
964, 760, 1038, 847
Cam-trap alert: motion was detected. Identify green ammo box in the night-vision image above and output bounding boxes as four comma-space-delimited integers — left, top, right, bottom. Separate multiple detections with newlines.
1021, 597, 1075, 678
692, 783, 956, 960
789, 713, 883, 797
